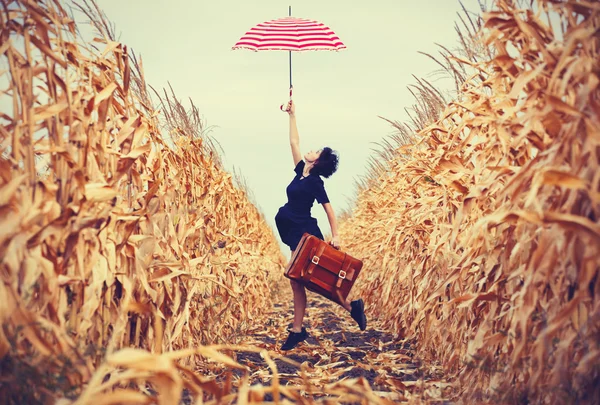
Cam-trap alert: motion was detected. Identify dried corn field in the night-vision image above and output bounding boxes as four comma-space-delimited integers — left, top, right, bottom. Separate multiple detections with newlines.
2, 0, 599, 404
340, 0, 600, 403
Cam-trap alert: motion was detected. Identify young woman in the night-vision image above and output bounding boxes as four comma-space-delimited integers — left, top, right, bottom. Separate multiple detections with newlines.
275, 100, 367, 351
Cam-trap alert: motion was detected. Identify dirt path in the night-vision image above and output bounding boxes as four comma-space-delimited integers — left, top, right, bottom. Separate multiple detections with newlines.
231, 292, 452, 403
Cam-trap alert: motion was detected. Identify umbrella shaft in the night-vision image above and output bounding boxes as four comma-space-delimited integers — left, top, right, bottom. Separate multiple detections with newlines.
289, 5, 292, 90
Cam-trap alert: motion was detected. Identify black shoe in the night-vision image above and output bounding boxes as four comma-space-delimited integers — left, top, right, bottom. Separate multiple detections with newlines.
350, 299, 367, 331
281, 327, 308, 350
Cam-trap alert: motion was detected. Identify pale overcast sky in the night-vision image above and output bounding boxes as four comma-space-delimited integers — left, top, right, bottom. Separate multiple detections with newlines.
6, 0, 487, 254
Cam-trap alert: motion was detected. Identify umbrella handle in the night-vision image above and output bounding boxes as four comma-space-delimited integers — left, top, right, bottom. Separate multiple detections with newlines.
280, 86, 293, 112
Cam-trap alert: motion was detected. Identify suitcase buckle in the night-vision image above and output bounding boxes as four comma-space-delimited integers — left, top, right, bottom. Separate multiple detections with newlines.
311, 256, 320, 265
338, 270, 347, 279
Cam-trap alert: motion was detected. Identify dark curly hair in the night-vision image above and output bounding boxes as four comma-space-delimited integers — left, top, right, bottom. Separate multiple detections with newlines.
310, 147, 339, 178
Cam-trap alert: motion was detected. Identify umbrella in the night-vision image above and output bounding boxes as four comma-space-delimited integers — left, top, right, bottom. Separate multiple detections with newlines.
232, 6, 346, 109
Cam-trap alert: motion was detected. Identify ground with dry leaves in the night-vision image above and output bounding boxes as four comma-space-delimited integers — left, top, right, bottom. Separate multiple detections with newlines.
178, 289, 453, 404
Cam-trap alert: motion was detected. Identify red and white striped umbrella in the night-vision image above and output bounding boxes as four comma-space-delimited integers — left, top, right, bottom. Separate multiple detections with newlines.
232, 16, 346, 52
232, 9, 346, 108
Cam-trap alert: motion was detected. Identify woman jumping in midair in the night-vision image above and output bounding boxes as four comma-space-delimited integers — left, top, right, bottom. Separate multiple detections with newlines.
275, 100, 367, 351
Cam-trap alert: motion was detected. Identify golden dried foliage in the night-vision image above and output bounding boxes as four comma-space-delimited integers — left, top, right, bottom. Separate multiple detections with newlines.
340, 0, 600, 403
0, 0, 289, 402
3, 0, 600, 403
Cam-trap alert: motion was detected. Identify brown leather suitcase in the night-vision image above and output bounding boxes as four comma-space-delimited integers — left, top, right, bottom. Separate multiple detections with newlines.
284, 233, 363, 305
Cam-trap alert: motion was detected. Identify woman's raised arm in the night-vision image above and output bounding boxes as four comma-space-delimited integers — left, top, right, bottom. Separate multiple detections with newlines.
286, 101, 302, 166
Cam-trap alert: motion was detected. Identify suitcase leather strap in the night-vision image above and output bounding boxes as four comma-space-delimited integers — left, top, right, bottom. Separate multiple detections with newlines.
305, 244, 326, 279
336, 253, 350, 288
333, 254, 350, 303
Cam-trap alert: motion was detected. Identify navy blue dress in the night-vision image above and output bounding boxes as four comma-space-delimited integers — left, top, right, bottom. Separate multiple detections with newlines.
275, 160, 330, 251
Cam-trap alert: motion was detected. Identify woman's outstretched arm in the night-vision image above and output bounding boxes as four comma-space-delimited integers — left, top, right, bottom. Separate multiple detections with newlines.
286, 101, 302, 166
322, 202, 340, 249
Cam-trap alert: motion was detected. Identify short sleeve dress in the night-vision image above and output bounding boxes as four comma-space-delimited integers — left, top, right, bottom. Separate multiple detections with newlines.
275, 160, 330, 251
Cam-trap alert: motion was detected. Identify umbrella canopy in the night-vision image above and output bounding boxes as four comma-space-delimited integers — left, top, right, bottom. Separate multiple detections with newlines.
232, 10, 345, 110
232, 17, 346, 52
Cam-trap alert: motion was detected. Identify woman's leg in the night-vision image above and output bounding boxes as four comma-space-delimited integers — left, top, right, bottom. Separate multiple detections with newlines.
281, 278, 309, 350
290, 279, 307, 332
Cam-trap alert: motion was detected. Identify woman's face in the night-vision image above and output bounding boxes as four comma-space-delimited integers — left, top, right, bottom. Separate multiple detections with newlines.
305, 149, 321, 163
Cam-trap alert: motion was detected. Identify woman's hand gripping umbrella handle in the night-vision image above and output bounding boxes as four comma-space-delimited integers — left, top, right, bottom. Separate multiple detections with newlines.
280, 86, 293, 112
